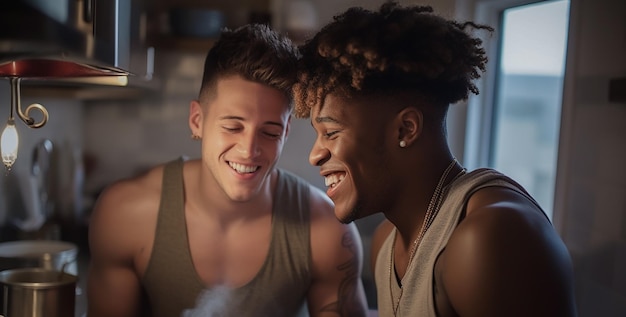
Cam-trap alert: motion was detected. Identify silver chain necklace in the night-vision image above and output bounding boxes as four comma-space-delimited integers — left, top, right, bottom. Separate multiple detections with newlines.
389, 158, 464, 316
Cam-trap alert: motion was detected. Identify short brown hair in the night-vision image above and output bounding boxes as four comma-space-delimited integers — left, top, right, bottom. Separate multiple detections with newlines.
199, 24, 301, 109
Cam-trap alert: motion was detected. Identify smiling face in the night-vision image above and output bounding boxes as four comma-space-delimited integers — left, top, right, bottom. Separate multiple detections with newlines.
308, 93, 399, 223
190, 75, 291, 202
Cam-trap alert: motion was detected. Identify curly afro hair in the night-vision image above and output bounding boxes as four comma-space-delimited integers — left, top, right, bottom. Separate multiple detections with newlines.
293, 2, 493, 118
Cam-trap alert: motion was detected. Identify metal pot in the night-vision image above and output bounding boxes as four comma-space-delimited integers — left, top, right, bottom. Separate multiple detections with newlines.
0, 240, 78, 315
0, 268, 77, 317
0, 240, 78, 274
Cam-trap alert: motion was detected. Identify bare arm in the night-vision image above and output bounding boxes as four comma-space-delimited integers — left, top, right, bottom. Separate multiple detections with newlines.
440, 187, 577, 317
87, 180, 154, 317
307, 187, 369, 317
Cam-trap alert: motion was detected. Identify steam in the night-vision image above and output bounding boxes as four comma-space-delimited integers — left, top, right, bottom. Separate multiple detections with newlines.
181, 286, 233, 317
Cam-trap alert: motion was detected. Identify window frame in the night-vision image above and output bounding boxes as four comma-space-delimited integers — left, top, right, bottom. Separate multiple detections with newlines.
461, 0, 573, 231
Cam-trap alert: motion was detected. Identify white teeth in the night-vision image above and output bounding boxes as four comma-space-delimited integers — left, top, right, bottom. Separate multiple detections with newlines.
324, 173, 345, 188
229, 162, 259, 174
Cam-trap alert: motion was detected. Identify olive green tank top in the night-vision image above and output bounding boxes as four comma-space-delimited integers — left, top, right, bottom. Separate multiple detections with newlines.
141, 158, 312, 317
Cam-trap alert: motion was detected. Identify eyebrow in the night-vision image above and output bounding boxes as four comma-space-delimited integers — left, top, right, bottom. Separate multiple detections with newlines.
314, 116, 340, 124
219, 115, 284, 128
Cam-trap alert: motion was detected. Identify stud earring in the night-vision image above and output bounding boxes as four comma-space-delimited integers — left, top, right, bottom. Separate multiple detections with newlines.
399, 140, 407, 148
191, 134, 201, 140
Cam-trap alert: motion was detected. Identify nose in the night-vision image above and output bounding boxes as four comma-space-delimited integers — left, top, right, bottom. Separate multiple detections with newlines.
237, 133, 261, 158
308, 137, 329, 167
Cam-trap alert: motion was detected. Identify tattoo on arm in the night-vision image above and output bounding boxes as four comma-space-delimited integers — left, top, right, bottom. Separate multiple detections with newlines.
320, 232, 366, 317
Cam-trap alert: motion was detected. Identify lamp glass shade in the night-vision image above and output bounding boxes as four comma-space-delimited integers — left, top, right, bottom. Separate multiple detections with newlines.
1, 121, 19, 168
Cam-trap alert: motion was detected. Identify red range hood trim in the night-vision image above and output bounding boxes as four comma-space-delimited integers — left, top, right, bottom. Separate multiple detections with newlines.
0, 58, 130, 79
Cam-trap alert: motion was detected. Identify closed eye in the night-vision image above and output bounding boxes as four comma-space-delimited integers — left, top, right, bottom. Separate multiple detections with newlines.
264, 132, 282, 139
324, 130, 339, 138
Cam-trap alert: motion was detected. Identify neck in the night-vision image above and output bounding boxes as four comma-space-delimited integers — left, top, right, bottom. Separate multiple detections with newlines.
188, 160, 275, 226
385, 156, 462, 250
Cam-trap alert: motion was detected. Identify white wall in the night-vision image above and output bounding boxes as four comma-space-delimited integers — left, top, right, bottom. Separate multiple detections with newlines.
554, 0, 626, 315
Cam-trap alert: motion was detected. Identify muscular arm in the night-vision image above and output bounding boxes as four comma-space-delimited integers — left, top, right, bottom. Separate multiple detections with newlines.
307, 187, 369, 317
87, 177, 157, 317
439, 187, 577, 317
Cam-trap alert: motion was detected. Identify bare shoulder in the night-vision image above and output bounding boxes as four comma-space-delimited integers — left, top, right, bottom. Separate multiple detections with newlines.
439, 186, 577, 316
305, 183, 369, 316
307, 183, 335, 221
91, 164, 164, 225
308, 184, 360, 253
86, 162, 183, 317
306, 182, 363, 274
309, 185, 362, 244
89, 164, 165, 260
449, 185, 563, 249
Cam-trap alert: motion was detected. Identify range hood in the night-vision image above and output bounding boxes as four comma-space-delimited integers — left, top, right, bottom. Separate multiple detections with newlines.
0, 0, 133, 83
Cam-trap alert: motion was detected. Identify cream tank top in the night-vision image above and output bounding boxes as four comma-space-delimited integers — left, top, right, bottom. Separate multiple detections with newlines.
374, 168, 548, 317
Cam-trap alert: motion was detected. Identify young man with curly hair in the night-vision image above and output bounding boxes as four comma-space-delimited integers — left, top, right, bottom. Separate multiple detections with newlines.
87, 24, 369, 317
293, 2, 578, 316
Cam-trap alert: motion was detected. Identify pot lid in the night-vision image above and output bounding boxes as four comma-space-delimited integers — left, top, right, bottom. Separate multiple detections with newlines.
0, 240, 78, 258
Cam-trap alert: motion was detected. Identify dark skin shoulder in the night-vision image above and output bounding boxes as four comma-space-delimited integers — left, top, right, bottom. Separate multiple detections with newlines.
433, 186, 577, 317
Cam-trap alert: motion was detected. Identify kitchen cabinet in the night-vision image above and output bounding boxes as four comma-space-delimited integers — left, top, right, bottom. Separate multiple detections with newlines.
124, 0, 161, 91
145, 0, 271, 52
16, 0, 277, 99
0, 0, 161, 100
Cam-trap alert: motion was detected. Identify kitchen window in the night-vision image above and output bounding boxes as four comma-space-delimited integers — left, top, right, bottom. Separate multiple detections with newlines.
464, 0, 571, 220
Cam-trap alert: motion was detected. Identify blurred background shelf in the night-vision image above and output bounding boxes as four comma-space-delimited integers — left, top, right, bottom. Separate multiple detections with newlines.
148, 35, 217, 52
145, 0, 271, 52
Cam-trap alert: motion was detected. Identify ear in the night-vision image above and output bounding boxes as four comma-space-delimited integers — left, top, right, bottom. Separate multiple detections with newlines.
189, 100, 204, 136
284, 115, 292, 140
396, 107, 423, 147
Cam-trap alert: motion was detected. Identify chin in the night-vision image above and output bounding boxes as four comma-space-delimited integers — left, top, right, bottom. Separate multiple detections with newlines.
335, 205, 361, 224
336, 215, 355, 224
227, 187, 261, 202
